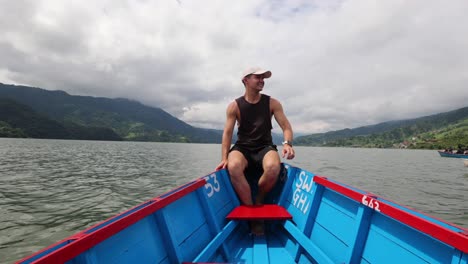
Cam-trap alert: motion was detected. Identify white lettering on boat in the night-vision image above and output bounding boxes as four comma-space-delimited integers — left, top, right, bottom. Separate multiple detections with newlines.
204, 173, 220, 198
296, 171, 313, 192
292, 171, 314, 214
293, 188, 310, 214
361, 195, 381, 212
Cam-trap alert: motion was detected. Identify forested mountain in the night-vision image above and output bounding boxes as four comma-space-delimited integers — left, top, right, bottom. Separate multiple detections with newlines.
3, 82, 465, 148
295, 106, 468, 149
0, 98, 121, 140
0, 83, 221, 143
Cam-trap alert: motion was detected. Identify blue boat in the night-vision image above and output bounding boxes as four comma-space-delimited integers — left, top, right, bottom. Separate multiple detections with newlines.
17, 164, 468, 264
438, 150, 468, 159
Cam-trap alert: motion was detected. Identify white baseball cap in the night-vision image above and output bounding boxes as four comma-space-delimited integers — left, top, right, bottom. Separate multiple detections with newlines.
241, 67, 272, 80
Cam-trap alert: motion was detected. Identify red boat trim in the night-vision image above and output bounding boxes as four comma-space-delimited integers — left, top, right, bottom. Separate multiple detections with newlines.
17, 178, 206, 264
313, 176, 468, 253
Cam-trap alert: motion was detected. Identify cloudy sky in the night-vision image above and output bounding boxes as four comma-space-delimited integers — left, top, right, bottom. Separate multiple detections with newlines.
1, 0, 468, 134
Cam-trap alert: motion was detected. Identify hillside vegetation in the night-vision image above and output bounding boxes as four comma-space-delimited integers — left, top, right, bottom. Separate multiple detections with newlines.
295, 107, 468, 149
0, 83, 221, 143
2, 82, 466, 149
0, 99, 121, 140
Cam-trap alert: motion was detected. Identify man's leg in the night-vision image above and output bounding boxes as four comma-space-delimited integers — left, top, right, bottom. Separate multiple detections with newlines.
255, 150, 281, 205
227, 150, 252, 205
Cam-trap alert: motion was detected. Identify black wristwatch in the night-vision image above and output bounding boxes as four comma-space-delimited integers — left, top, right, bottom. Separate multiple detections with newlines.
282, 140, 293, 147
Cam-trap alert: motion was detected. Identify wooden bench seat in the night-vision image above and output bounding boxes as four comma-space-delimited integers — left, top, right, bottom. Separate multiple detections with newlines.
226, 204, 292, 221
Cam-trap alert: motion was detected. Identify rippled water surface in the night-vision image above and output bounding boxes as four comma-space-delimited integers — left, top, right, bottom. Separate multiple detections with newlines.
1, 138, 467, 263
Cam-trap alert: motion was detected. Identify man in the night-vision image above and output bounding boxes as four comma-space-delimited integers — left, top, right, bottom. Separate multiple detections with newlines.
216, 67, 295, 208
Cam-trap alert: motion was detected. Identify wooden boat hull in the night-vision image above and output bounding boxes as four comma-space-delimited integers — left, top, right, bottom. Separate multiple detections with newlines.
17, 164, 468, 264
438, 150, 468, 158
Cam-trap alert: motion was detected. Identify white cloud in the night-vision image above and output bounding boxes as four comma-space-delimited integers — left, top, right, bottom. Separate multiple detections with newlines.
1, 0, 468, 134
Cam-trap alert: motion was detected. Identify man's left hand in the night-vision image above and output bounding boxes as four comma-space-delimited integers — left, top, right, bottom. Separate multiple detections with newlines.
282, 145, 295, 160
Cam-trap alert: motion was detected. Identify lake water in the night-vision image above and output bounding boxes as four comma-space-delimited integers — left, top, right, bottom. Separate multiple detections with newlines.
0, 138, 467, 263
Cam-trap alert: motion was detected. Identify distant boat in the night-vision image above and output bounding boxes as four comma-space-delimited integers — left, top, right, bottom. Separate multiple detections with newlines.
438, 150, 468, 159
17, 164, 468, 264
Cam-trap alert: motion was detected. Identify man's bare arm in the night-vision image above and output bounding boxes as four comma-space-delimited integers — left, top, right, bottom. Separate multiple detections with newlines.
215, 101, 237, 170
271, 98, 293, 141
271, 98, 295, 159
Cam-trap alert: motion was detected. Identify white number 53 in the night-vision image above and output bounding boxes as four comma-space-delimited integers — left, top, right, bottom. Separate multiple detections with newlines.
204, 174, 220, 197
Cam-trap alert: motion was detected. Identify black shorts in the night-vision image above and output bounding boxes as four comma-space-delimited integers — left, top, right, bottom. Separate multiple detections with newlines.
229, 144, 278, 170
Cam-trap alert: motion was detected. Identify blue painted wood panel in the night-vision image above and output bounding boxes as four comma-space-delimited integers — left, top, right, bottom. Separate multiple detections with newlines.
203, 171, 237, 229
315, 189, 358, 246
284, 169, 317, 230
76, 215, 168, 264
160, 191, 214, 262
362, 213, 455, 263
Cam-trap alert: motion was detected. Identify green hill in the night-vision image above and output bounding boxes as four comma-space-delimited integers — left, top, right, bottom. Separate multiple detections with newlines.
295, 106, 468, 149
0, 83, 222, 143
0, 98, 121, 140
409, 118, 468, 149
0, 121, 27, 138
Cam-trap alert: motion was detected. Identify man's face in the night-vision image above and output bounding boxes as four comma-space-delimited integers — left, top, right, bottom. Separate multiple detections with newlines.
244, 74, 265, 90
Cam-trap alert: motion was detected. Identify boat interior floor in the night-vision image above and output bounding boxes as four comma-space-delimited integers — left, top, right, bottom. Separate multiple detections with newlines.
223, 222, 298, 264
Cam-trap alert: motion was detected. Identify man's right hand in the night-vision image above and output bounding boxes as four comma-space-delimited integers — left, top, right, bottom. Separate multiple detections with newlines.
215, 160, 228, 171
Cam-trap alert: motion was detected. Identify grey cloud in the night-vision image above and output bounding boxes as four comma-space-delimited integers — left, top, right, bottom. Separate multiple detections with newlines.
1, 0, 467, 134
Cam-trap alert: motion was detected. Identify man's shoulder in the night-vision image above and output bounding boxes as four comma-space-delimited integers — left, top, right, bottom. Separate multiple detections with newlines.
227, 100, 239, 113
268, 96, 281, 105
262, 93, 277, 100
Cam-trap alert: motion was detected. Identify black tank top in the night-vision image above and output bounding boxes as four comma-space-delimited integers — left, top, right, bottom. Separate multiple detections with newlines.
235, 94, 273, 148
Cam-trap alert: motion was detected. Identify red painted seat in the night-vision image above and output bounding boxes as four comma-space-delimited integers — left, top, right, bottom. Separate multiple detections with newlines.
226, 205, 292, 221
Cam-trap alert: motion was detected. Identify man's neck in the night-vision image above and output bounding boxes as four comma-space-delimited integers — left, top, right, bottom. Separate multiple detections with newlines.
244, 89, 261, 104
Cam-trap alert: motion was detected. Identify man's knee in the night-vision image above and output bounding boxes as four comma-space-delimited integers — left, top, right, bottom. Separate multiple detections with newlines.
263, 159, 280, 177
263, 163, 281, 177
228, 161, 243, 175
227, 154, 247, 177
259, 156, 280, 192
